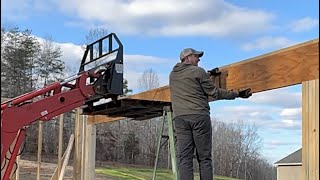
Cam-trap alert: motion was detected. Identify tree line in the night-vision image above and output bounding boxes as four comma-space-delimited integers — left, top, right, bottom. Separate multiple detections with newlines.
1, 26, 276, 179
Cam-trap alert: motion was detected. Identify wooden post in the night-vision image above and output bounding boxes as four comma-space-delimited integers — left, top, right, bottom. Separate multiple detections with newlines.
81, 114, 87, 179
37, 121, 43, 180
84, 116, 96, 180
73, 108, 82, 180
14, 153, 20, 180
58, 134, 74, 180
302, 79, 319, 180
58, 114, 64, 177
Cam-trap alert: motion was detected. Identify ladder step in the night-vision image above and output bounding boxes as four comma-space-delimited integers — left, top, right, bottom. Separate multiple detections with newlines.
162, 135, 169, 139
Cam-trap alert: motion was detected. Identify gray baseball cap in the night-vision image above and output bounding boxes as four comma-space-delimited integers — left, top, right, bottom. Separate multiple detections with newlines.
180, 48, 204, 60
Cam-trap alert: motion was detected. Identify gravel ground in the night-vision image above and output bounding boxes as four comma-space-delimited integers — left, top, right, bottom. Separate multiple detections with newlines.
8, 159, 113, 180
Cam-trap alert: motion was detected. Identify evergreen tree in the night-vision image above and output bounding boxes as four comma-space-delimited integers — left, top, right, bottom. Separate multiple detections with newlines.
1, 27, 40, 98
33, 35, 65, 87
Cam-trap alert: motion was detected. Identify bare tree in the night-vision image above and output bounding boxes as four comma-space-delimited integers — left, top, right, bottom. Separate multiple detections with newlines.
34, 35, 65, 87
83, 28, 109, 69
138, 68, 160, 92
211, 119, 273, 179
84, 28, 109, 45
135, 68, 163, 165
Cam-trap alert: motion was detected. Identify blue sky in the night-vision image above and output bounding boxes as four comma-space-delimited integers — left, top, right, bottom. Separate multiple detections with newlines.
2, 0, 319, 164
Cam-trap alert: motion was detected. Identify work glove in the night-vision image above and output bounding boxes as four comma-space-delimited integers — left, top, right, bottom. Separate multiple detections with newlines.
238, 88, 252, 98
207, 67, 221, 76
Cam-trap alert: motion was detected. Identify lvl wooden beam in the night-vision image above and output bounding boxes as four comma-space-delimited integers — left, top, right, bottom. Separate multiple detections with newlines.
87, 115, 127, 125
87, 38, 318, 124
302, 79, 319, 180
126, 85, 171, 103
127, 38, 319, 102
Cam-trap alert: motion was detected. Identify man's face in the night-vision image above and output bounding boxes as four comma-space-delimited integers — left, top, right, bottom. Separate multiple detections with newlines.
188, 54, 200, 66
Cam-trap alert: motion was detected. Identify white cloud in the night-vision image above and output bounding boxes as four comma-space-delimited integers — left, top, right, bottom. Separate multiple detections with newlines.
213, 104, 278, 125
3, 0, 275, 37
268, 119, 301, 130
35, 36, 85, 74
290, 17, 319, 32
68, 0, 274, 37
280, 108, 301, 117
266, 140, 298, 146
248, 88, 301, 108
2, 0, 30, 20
214, 104, 302, 131
125, 55, 172, 66
58, 43, 85, 73
213, 87, 302, 131
124, 55, 175, 92
281, 119, 300, 127
241, 36, 296, 51
2, 0, 54, 20
125, 69, 170, 93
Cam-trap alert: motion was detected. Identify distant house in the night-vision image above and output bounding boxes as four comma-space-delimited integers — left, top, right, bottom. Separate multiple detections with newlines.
274, 148, 302, 180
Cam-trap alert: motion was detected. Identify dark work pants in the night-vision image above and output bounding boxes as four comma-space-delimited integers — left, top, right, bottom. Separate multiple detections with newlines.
174, 114, 213, 180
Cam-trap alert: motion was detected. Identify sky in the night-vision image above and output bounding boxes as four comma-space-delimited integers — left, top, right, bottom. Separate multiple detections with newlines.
1, 0, 319, 164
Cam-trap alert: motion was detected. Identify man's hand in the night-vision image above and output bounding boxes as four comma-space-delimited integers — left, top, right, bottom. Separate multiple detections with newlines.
238, 88, 252, 98
207, 67, 221, 76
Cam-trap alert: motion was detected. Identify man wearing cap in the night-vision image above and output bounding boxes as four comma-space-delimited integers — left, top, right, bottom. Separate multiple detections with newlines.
169, 48, 252, 180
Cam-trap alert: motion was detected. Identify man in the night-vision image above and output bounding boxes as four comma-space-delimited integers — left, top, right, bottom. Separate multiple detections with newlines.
169, 48, 252, 180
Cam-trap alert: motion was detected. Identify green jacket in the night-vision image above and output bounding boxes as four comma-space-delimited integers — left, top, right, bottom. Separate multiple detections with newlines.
169, 63, 238, 118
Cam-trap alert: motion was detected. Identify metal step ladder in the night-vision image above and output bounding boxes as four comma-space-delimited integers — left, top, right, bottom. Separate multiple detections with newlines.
152, 106, 179, 180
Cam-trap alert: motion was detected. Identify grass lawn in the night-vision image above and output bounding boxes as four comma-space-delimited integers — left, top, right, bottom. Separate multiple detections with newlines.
96, 167, 241, 180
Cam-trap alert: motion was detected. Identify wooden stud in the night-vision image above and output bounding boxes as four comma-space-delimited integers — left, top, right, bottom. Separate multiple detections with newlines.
58, 134, 74, 180
79, 113, 85, 180
58, 114, 64, 177
302, 79, 319, 180
84, 116, 96, 180
37, 121, 43, 180
73, 108, 82, 180
87, 115, 126, 125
